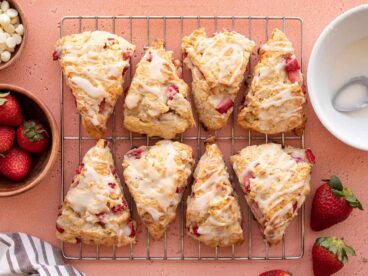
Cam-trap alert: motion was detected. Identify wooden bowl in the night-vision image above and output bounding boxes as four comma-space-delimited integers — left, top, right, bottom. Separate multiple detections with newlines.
0, 84, 59, 196
0, 0, 27, 70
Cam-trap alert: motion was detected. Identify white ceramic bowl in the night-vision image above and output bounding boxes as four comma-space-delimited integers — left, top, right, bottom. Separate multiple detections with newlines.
308, 4, 368, 151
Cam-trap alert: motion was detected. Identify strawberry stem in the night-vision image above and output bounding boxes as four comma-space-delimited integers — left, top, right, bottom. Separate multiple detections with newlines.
325, 175, 363, 210
0, 92, 9, 105
316, 236, 356, 264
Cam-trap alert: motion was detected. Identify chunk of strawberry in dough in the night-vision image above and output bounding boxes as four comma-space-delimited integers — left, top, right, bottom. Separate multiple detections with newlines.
216, 97, 234, 114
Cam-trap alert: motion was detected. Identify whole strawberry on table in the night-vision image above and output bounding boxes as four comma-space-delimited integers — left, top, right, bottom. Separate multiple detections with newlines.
311, 175, 363, 231
0, 92, 49, 182
312, 236, 355, 276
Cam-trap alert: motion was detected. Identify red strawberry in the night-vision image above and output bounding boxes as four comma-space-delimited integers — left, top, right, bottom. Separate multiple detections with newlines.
285, 57, 301, 72
312, 236, 355, 276
243, 171, 255, 193
305, 148, 316, 164
259, 270, 292, 276
56, 224, 64, 233
311, 176, 362, 231
176, 186, 185, 193
16, 121, 49, 153
52, 50, 61, 60
216, 97, 234, 114
287, 70, 302, 83
123, 49, 133, 60
0, 92, 24, 126
127, 146, 144, 159
0, 127, 15, 153
191, 226, 200, 237
166, 84, 179, 101
0, 147, 32, 181
128, 220, 136, 238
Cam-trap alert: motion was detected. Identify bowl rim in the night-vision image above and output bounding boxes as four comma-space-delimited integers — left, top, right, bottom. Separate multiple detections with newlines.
0, 0, 27, 71
0, 84, 60, 196
307, 4, 368, 151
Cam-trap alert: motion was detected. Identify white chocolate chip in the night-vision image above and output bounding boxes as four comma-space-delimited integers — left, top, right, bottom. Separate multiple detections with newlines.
0, 13, 10, 25
5, 36, 15, 48
0, 32, 6, 43
12, 33, 21, 44
1, 50, 11, 62
15, 24, 23, 35
1, 1, 9, 12
2, 23, 13, 34
6, 8, 17, 18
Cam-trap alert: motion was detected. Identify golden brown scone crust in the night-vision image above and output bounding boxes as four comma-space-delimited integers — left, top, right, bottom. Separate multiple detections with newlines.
182, 28, 255, 130
187, 141, 244, 247
231, 143, 313, 245
56, 139, 136, 247
237, 28, 306, 135
123, 140, 194, 240
124, 40, 195, 139
55, 31, 135, 139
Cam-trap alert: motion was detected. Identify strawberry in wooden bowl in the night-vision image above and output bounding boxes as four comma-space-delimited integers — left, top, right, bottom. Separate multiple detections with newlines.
0, 84, 59, 197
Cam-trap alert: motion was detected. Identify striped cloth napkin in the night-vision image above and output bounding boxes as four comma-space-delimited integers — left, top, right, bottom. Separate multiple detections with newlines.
0, 233, 84, 276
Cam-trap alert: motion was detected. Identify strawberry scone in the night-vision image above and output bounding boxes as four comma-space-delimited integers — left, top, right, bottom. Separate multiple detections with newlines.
237, 28, 306, 135
231, 143, 314, 245
124, 40, 195, 139
182, 28, 255, 130
123, 140, 194, 240
187, 139, 243, 247
54, 31, 135, 139
56, 139, 136, 247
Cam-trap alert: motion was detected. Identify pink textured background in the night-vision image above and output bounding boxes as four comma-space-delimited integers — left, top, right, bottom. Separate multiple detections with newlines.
0, 0, 367, 275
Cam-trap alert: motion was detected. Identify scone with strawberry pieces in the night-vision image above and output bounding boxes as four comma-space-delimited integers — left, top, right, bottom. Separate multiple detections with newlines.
231, 143, 314, 245
123, 140, 194, 240
237, 28, 306, 135
182, 28, 255, 130
124, 40, 195, 139
54, 31, 135, 139
56, 139, 136, 247
187, 138, 244, 247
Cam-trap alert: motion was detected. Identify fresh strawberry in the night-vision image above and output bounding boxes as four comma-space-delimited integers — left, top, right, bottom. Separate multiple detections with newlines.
0, 127, 15, 153
312, 236, 355, 276
216, 97, 234, 114
311, 176, 362, 231
259, 270, 292, 276
0, 92, 24, 126
16, 121, 49, 153
0, 147, 32, 181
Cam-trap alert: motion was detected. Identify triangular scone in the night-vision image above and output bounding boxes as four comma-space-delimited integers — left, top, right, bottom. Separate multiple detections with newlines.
123, 140, 194, 240
187, 140, 244, 247
54, 31, 135, 139
237, 28, 306, 135
230, 143, 314, 245
124, 40, 195, 139
56, 139, 136, 247
182, 28, 255, 130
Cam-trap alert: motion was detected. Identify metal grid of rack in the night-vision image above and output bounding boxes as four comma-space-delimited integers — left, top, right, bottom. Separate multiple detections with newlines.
60, 15, 305, 260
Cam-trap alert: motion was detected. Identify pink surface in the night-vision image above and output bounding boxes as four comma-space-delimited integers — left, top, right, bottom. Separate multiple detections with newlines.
0, 0, 367, 275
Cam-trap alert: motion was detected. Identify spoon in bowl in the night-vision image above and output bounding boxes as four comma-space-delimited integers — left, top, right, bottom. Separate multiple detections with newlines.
332, 76, 368, 112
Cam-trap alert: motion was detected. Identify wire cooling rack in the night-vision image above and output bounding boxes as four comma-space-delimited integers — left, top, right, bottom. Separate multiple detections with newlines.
60, 15, 305, 260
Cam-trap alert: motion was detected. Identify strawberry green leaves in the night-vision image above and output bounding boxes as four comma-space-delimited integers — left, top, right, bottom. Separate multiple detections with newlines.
323, 176, 363, 210
0, 92, 10, 105
316, 236, 356, 264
